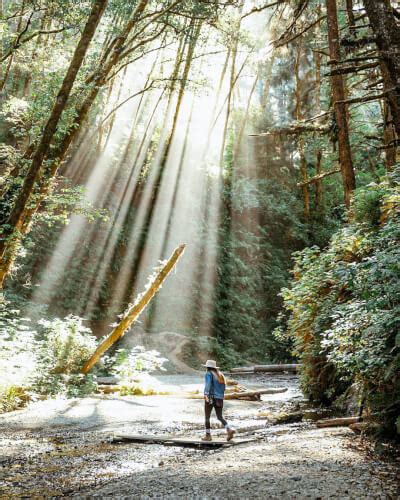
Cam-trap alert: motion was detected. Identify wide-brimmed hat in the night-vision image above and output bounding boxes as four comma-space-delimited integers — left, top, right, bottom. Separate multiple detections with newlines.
202, 359, 219, 369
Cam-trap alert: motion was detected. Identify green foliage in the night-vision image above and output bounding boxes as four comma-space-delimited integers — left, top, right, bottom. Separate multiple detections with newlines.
32, 315, 98, 397
183, 334, 243, 370
0, 293, 37, 387
212, 172, 308, 363
0, 385, 31, 413
351, 184, 387, 227
109, 346, 167, 382
278, 172, 400, 435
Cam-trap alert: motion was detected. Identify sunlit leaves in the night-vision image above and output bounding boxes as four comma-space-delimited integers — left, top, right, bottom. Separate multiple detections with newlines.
276, 171, 400, 433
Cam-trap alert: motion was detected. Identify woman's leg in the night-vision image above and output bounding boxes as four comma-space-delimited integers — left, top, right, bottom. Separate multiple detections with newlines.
204, 401, 213, 433
215, 401, 235, 440
214, 404, 228, 428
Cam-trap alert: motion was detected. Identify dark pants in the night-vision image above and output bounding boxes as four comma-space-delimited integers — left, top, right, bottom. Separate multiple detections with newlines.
205, 399, 228, 430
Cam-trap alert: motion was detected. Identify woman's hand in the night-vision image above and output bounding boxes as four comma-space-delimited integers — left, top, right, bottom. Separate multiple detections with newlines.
204, 395, 209, 403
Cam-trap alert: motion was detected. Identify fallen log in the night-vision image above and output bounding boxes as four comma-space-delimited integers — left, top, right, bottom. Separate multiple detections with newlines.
227, 370, 254, 375
316, 416, 361, 428
231, 364, 301, 374
98, 385, 120, 394
81, 244, 186, 374
97, 376, 120, 385
224, 388, 288, 401
254, 364, 301, 373
230, 366, 255, 373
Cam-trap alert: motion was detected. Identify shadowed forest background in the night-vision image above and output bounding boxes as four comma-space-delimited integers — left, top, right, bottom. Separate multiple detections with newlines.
0, 0, 399, 437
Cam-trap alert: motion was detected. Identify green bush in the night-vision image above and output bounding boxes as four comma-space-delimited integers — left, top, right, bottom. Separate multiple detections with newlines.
0, 385, 31, 413
33, 315, 98, 396
0, 293, 37, 388
277, 172, 400, 435
110, 346, 167, 382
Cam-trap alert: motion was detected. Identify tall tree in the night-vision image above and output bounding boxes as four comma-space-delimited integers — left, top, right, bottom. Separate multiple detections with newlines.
363, 0, 400, 138
0, 0, 109, 288
325, 0, 355, 208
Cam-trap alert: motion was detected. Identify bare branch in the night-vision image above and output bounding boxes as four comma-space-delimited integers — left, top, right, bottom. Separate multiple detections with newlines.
297, 168, 341, 187
0, 26, 69, 63
241, 1, 282, 20
274, 15, 326, 48
335, 92, 388, 106
249, 123, 330, 137
324, 61, 379, 77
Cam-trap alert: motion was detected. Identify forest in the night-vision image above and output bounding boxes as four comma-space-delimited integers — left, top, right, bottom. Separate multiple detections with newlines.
0, 0, 399, 482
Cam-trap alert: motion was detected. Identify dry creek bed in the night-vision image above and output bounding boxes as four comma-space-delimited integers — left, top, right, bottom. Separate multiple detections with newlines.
0, 373, 399, 499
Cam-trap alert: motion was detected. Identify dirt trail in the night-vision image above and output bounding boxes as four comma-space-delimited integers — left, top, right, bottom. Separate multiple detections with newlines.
0, 374, 398, 498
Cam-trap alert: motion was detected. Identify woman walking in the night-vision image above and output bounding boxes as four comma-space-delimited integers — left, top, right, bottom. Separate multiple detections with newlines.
202, 359, 235, 441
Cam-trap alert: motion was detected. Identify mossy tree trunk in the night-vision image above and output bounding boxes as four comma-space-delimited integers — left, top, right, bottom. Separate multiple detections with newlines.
325, 0, 355, 208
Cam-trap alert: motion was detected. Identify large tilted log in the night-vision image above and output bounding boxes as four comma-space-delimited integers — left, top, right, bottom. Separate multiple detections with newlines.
316, 416, 361, 428
82, 244, 186, 374
231, 364, 301, 374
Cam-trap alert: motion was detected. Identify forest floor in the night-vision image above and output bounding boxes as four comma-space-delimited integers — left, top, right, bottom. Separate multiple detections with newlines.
0, 374, 399, 498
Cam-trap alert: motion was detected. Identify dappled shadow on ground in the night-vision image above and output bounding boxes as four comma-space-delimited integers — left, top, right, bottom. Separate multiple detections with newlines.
1, 423, 398, 498
77, 427, 399, 499
1, 375, 398, 498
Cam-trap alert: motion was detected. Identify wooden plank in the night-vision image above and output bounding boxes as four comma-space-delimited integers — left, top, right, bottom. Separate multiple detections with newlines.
111, 434, 256, 448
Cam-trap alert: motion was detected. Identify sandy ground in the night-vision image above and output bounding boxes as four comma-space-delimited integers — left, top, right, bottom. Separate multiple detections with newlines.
0, 374, 398, 498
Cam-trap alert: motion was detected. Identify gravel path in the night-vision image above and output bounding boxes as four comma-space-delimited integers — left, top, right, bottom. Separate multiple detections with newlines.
0, 374, 398, 498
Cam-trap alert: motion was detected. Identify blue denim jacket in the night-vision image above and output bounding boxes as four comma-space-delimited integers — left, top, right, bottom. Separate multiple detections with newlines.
204, 371, 226, 400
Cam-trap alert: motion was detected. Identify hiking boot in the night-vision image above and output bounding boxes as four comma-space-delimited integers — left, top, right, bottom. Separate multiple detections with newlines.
201, 434, 212, 441
226, 428, 235, 441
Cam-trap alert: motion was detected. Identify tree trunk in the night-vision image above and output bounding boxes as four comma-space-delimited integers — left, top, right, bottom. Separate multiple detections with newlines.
363, 0, 400, 137
0, 0, 108, 288
345, 0, 355, 35
382, 100, 397, 170
325, 0, 356, 208
233, 72, 258, 164
295, 45, 310, 219
81, 244, 186, 374
315, 150, 323, 212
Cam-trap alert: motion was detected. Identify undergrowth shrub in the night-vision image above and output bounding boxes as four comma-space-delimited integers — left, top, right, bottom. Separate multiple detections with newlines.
32, 315, 98, 397
99, 346, 168, 396
109, 346, 167, 382
277, 172, 400, 436
0, 386, 31, 413
0, 294, 37, 387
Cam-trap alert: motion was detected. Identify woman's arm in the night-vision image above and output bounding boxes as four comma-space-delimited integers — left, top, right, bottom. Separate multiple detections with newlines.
204, 372, 212, 396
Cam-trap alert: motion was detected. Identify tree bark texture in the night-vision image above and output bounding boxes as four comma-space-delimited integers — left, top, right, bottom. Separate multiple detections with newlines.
363, 0, 400, 137
325, 0, 356, 208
